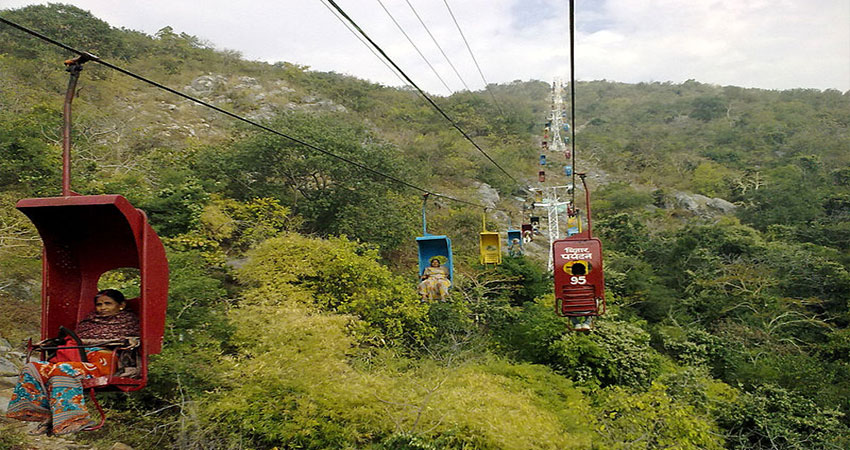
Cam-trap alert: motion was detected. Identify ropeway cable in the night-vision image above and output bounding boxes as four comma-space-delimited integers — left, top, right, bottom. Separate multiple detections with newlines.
375, 0, 454, 95
323, 0, 523, 187
441, 0, 506, 116
0, 15, 513, 212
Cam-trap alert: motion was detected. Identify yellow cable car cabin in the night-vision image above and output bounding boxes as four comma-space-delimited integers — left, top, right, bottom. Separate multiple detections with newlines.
479, 214, 501, 265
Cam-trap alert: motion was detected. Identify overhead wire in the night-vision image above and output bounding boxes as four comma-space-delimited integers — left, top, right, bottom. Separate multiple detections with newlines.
375, 0, 454, 95
319, 0, 412, 91
568, 0, 577, 207
402, 0, 470, 92
323, 0, 522, 187
441, 0, 506, 116
0, 15, 511, 212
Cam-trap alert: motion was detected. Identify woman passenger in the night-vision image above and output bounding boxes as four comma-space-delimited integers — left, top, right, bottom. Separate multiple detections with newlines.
5, 289, 139, 435
418, 257, 451, 301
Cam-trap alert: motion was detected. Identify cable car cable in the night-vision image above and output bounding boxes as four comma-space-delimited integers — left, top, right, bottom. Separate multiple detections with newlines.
0, 15, 512, 213
323, 0, 522, 187
319, 0, 438, 116
402, 0, 470, 92
442, 0, 506, 116
375, 0, 455, 95
319, 0, 414, 92
568, 0, 577, 207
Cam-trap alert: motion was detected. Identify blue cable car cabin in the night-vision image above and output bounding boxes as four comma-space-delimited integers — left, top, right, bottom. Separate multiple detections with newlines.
507, 229, 522, 256
417, 235, 453, 282
507, 229, 522, 245
417, 194, 453, 288
540, 154, 547, 166
564, 165, 573, 176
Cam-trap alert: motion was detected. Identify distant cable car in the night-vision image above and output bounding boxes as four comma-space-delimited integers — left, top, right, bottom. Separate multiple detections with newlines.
521, 224, 533, 243
530, 216, 540, 235
532, 189, 543, 203
538, 170, 546, 182
507, 228, 522, 247
566, 215, 581, 236
540, 154, 547, 166
544, 133, 549, 140
479, 213, 501, 265
563, 136, 570, 144
563, 123, 570, 131
553, 174, 605, 332
564, 165, 573, 176
417, 194, 453, 284
564, 149, 571, 159
17, 56, 169, 430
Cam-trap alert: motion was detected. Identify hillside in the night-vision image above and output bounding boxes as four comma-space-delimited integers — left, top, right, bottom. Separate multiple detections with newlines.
1, 4, 849, 449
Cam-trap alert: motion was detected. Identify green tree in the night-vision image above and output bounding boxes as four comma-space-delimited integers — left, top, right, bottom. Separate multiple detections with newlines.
692, 161, 731, 198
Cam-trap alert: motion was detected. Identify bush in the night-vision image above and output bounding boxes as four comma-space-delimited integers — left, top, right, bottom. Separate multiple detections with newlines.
238, 233, 432, 347
723, 384, 849, 449
550, 320, 664, 389
593, 382, 725, 449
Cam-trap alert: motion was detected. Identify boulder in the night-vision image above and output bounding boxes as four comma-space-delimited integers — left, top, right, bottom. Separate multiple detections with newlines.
673, 191, 737, 217
0, 388, 11, 414
475, 182, 500, 209
706, 197, 737, 214
185, 74, 227, 96
0, 356, 20, 377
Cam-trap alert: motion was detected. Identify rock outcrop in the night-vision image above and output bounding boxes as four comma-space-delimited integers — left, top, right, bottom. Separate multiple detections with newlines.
672, 191, 737, 217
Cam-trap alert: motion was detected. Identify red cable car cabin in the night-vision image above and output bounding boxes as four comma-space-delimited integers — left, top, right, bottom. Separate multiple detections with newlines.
553, 231, 605, 318
16, 194, 169, 393
552, 173, 605, 326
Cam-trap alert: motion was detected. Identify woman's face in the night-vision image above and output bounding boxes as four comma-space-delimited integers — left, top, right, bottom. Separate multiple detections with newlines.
95, 294, 123, 316
430, 259, 440, 267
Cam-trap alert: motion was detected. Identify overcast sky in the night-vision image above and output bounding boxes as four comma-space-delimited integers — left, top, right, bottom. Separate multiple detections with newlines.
3, 0, 849, 94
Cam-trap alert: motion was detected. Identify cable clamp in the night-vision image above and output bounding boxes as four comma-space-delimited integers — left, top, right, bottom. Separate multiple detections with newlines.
64, 52, 99, 70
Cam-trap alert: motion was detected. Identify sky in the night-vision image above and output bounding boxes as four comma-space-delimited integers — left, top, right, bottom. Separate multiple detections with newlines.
2, 0, 849, 95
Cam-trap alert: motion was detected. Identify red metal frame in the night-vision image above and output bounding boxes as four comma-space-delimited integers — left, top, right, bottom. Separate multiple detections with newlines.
16, 194, 169, 392
553, 237, 605, 317
13, 57, 169, 429
552, 173, 605, 320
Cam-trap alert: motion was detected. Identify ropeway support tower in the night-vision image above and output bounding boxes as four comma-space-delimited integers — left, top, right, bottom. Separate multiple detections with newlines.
532, 184, 573, 271
549, 78, 566, 152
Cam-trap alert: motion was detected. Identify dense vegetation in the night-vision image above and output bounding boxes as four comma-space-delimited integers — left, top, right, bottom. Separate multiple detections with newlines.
1, 4, 848, 449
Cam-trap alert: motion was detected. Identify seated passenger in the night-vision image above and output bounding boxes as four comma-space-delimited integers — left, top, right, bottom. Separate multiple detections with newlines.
418, 257, 451, 301
508, 238, 522, 257
5, 289, 140, 435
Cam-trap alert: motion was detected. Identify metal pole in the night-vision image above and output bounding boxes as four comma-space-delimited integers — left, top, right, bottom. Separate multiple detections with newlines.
62, 61, 83, 196
421, 193, 429, 235
579, 173, 593, 237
